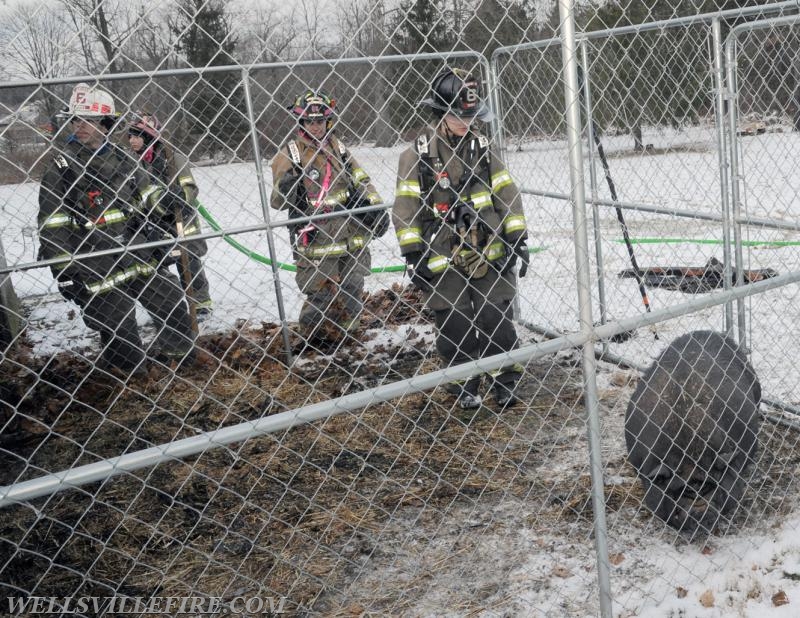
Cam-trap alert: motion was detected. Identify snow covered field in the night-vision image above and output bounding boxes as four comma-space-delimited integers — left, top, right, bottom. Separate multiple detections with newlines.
3, 124, 800, 616
5, 124, 800, 401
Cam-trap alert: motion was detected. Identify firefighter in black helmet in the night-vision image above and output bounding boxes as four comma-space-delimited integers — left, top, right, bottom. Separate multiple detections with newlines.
392, 68, 530, 409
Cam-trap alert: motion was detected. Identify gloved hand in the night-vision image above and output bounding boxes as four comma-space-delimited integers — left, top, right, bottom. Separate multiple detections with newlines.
453, 248, 488, 279
278, 169, 301, 195
516, 243, 529, 278
406, 251, 434, 293
498, 240, 529, 277
357, 207, 390, 238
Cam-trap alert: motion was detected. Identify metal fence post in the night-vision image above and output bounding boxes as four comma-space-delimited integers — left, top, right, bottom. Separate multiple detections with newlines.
558, 1, 612, 616
581, 40, 608, 354
712, 18, 735, 337
0, 237, 22, 350
241, 67, 295, 363
725, 27, 749, 348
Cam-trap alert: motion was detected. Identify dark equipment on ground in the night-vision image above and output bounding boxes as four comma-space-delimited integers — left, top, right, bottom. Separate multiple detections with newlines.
619, 257, 778, 294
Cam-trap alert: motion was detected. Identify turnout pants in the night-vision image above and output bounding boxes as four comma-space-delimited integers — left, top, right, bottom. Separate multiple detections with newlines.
179, 238, 211, 307
295, 249, 370, 336
430, 269, 521, 390
65, 268, 195, 373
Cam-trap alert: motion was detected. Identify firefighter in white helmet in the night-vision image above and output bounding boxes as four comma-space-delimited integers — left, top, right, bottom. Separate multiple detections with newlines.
37, 83, 196, 376
270, 90, 387, 351
127, 111, 213, 316
392, 68, 530, 409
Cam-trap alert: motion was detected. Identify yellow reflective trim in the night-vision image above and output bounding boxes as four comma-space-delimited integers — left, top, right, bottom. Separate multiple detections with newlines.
299, 242, 349, 258
427, 255, 449, 273
491, 170, 514, 191
141, 185, 168, 215
85, 262, 156, 294
348, 236, 366, 250
140, 185, 160, 202
43, 213, 73, 228
464, 191, 492, 209
52, 253, 71, 271
352, 168, 369, 183
82, 209, 128, 229
485, 241, 505, 261
396, 227, 422, 246
488, 363, 524, 377
367, 193, 383, 205
183, 223, 201, 235
178, 176, 194, 186
102, 209, 126, 223
504, 214, 527, 234
396, 180, 421, 197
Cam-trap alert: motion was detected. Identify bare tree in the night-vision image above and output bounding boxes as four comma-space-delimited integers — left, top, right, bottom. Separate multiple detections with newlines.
335, 0, 400, 145
337, 0, 390, 57
123, 3, 179, 71
235, 4, 297, 64
0, 1, 79, 79
293, 0, 340, 59
58, 0, 139, 74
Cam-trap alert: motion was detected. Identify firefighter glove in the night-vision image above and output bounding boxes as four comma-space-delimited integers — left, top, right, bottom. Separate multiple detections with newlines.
516, 243, 529, 278
498, 241, 529, 277
278, 169, 301, 195
406, 251, 434, 293
453, 248, 487, 279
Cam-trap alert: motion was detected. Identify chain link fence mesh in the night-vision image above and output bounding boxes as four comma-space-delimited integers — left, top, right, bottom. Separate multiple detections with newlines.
1, 1, 800, 616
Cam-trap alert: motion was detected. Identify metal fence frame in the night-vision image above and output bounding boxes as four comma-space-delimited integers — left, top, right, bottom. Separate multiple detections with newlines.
3, 4, 800, 615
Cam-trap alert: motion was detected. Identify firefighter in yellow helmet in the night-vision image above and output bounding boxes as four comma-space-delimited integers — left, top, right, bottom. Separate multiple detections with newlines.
392, 68, 529, 409
270, 91, 387, 350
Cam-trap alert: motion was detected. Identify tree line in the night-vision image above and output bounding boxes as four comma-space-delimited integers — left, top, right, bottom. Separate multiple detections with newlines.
0, 0, 796, 161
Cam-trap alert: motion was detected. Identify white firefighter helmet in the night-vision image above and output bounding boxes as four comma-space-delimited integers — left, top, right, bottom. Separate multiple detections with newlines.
68, 83, 117, 119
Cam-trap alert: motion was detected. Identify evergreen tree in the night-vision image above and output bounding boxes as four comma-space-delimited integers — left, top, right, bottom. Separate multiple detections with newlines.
461, 0, 530, 57
386, 0, 458, 137
396, 0, 455, 54
171, 0, 248, 157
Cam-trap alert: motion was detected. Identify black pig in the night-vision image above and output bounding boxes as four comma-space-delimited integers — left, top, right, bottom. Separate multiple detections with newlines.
625, 330, 761, 535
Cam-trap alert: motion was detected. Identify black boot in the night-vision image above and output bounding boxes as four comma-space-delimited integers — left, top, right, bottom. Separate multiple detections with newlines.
455, 376, 482, 410
492, 381, 519, 408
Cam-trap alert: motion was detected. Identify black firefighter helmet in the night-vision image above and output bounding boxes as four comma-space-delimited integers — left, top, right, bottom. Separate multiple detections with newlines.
420, 68, 494, 122
289, 90, 336, 133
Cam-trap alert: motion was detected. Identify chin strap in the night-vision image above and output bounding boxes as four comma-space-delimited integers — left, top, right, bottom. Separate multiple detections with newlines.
441, 123, 469, 149
297, 126, 332, 146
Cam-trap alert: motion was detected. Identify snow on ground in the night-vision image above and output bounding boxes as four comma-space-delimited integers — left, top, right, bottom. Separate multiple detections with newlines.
3, 124, 800, 616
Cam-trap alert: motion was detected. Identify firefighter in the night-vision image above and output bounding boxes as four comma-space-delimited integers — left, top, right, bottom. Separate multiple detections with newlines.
127, 111, 213, 315
270, 90, 387, 349
392, 68, 530, 409
38, 83, 196, 376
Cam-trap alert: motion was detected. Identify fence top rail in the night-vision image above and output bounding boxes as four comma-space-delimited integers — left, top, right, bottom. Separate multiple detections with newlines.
490, 0, 800, 60
726, 11, 800, 50
0, 50, 486, 91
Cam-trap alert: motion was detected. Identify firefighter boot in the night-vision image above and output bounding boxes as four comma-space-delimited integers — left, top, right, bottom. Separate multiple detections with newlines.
455, 376, 482, 410
491, 380, 519, 409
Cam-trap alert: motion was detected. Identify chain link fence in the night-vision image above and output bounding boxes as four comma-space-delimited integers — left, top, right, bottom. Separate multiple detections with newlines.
2, 1, 800, 616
